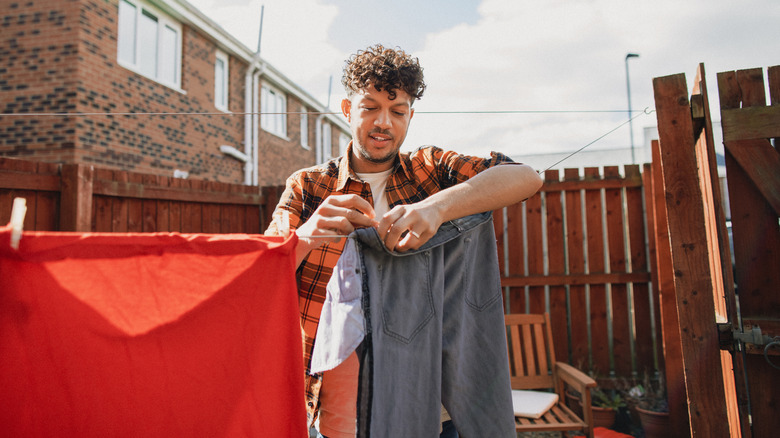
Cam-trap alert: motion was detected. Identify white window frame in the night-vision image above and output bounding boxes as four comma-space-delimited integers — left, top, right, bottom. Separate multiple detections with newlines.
261, 82, 287, 138
117, 0, 183, 90
321, 122, 332, 160
300, 105, 309, 149
214, 50, 229, 111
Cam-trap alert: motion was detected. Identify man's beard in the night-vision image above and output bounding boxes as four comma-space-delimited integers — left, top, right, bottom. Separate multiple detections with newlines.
357, 145, 397, 164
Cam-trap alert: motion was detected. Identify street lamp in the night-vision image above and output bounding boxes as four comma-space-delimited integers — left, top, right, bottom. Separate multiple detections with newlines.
625, 53, 639, 163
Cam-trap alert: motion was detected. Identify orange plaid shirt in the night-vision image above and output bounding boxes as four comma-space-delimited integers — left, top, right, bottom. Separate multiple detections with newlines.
265, 143, 515, 427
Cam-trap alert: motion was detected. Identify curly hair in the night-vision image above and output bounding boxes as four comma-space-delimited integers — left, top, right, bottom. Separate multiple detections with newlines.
342, 44, 426, 102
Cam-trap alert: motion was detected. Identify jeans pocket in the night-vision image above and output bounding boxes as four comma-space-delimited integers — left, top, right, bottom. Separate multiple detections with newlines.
462, 235, 502, 311
379, 252, 434, 343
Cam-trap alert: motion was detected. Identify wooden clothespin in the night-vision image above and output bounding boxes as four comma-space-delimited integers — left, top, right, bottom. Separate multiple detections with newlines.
10, 197, 27, 250
279, 210, 291, 238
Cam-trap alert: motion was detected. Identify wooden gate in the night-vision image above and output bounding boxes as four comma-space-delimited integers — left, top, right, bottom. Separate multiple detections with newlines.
653, 63, 780, 437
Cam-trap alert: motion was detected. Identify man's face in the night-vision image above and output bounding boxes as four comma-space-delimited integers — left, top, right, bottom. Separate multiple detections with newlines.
341, 86, 414, 173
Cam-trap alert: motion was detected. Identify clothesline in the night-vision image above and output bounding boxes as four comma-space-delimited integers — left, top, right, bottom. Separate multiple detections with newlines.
0, 109, 648, 117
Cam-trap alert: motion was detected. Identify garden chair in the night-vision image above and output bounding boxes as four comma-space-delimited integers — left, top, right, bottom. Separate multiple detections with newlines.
505, 313, 597, 438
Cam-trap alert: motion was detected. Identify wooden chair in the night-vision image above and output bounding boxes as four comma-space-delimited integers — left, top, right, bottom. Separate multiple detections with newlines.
505, 313, 597, 438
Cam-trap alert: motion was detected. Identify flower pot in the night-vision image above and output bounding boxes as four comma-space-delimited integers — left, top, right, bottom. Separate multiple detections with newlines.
591, 405, 617, 428
637, 406, 670, 438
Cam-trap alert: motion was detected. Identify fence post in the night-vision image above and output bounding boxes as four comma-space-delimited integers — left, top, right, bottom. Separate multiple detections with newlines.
60, 163, 94, 232
653, 72, 732, 437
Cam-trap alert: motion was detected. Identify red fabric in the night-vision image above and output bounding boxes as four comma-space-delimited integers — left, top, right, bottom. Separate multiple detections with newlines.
0, 226, 306, 438
575, 427, 634, 438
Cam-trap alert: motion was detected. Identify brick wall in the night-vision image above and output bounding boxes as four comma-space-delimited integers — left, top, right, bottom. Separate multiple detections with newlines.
0, 0, 349, 186
0, 0, 80, 161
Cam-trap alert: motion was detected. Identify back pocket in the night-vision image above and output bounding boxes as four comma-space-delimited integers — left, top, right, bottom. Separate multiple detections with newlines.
379, 251, 434, 344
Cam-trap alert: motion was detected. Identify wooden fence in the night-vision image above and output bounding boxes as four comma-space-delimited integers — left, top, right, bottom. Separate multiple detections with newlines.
1, 156, 661, 383
494, 165, 659, 380
0, 158, 279, 234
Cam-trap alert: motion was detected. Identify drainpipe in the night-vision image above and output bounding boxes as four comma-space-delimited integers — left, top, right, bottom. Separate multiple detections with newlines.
252, 70, 261, 185
243, 69, 254, 185
315, 114, 326, 164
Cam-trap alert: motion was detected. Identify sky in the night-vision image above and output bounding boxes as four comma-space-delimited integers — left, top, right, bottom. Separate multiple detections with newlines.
187, 0, 779, 164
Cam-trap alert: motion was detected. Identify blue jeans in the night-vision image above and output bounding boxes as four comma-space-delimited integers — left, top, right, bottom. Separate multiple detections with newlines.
354, 212, 515, 437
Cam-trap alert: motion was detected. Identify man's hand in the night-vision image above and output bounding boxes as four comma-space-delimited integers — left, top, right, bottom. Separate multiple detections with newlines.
294, 194, 378, 266
377, 200, 443, 252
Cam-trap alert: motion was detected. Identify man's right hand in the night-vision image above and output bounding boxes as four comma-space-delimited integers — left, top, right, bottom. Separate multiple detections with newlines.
294, 194, 378, 266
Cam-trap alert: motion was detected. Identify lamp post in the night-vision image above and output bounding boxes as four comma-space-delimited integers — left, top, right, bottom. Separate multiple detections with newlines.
625, 53, 639, 163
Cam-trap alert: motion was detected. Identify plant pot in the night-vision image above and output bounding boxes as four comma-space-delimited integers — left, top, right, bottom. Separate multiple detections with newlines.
590, 405, 616, 428
637, 406, 670, 438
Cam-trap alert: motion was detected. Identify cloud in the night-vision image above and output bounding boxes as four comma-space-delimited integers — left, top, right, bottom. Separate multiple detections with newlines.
403, 0, 780, 157
187, 0, 780, 160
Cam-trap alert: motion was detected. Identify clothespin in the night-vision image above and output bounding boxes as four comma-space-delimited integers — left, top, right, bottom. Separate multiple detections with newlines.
280, 210, 291, 238
9, 197, 27, 250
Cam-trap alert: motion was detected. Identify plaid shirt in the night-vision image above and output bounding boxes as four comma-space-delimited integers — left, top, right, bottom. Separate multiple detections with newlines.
265, 143, 514, 427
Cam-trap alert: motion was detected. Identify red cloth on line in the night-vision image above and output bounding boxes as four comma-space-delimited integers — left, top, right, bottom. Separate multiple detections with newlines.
0, 226, 306, 438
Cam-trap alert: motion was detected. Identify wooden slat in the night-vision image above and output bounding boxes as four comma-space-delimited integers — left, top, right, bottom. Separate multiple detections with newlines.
526, 193, 545, 314
506, 200, 526, 313
511, 325, 524, 377
126, 172, 143, 232
605, 166, 629, 376
721, 105, 780, 142
654, 71, 730, 437
626, 164, 652, 374
544, 169, 569, 363
0, 173, 60, 191
501, 272, 649, 288
651, 139, 685, 429
721, 138, 780, 216
92, 177, 263, 205
534, 322, 549, 374
59, 164, 93, 232
564, 168, 589, 368
584, 167, 608, 375
522, 323, 536, 376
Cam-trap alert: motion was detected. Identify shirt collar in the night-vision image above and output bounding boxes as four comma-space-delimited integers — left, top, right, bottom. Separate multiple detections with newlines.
336, 141, 415, 191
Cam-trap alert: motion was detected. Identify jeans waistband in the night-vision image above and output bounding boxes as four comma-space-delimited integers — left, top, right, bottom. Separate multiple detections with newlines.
354, 211, 493, 256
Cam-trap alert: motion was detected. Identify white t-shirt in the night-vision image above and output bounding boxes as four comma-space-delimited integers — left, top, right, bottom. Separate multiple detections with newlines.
355, 168, 393, 219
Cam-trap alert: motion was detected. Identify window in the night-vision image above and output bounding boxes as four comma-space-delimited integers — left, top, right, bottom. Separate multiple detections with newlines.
300, 106, 309, 149
261, 83, 287, 138
321, 122, 332, 159
215, 50, 228, 111
117, 0, 182, 89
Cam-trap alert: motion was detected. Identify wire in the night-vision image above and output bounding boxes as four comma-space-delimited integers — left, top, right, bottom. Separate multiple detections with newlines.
541, 107, 655, 172
0, 109, 648, 117
1, 106, 655, 172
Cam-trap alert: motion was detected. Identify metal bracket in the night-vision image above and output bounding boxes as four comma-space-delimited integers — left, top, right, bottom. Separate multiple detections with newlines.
718, 323, 776, 352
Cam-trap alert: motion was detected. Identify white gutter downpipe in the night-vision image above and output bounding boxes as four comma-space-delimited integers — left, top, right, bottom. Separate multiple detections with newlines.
243, 69, 254, 185
315, 114, 326, 164
252, 69, 261, 186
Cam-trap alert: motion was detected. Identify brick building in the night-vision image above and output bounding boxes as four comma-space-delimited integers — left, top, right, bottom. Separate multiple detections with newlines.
0, 0, 350, 186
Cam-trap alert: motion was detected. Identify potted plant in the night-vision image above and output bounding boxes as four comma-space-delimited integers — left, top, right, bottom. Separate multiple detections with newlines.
632, 372, 669, 438
588, 387, 625, 428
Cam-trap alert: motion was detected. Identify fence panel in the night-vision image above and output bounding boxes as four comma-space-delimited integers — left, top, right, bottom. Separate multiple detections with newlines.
0, 159, 269, 234
497, 165, 656, 379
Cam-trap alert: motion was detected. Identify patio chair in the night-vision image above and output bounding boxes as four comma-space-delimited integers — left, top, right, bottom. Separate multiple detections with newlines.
505, 313, 598, 438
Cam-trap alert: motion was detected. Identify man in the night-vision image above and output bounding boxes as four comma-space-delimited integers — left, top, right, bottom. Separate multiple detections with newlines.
265, 44, 542, 437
